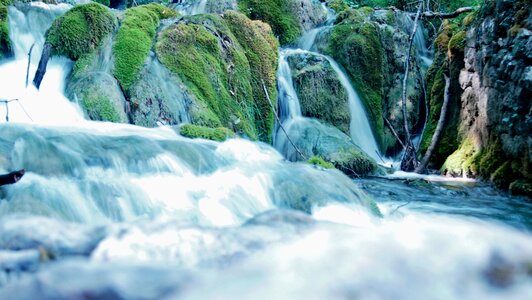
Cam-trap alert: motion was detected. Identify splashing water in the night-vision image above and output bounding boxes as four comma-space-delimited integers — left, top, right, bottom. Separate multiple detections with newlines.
0, 3, 84, 126
275, 49, 381, 161
0, 3, 530, 300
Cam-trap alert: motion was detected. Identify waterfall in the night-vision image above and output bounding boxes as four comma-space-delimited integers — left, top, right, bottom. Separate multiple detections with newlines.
274, 48, 381, 161
0, 3, 376, 226
399, 11, 433, 66
172, 0, 208, 15
0, 3, 84, 125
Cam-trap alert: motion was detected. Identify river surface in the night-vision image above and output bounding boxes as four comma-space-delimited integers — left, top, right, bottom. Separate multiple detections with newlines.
0, 2, 530, 300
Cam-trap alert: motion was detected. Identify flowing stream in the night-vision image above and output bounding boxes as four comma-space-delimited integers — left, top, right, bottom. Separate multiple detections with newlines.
0, 2, 530, 300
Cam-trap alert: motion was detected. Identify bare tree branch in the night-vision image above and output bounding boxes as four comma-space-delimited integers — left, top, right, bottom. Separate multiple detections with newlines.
415, 72, 451, 173
419, 7, 474, 19
261, 79, 307, 160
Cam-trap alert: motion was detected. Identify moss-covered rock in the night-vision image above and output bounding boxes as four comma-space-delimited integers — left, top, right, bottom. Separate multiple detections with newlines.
307, 156, 335, 169
66, 37, 128, 123
509, 180, 532, 197
0, 0, 12, 59
419, 20, 464, 168
441, 137, 479, 177
238, 0, 326, 45
286, 52, 350, 134
180, 124, 234, 142
326, 8, 385, 149
156, 12, 278, 141
278, 118, 378, 176
46, 3, 116, 60
223, 10, 279, 142
113, 3, 177, 92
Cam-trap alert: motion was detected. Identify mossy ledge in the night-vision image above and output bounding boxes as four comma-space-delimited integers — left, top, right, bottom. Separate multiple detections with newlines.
180, 124, 234, 142
0, 0, 12, 59
326, 8, 385, 149
113, 3, 177, 92
156, 12, 278, 142
238, 0, 301, 45
46, 2, 116, 60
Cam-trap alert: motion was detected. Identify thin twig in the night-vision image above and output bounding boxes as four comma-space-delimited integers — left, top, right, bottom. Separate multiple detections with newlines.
261, 79, 307, 160
26, 43, 35, 88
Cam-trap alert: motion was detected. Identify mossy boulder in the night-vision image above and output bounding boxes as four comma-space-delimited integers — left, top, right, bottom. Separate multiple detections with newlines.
0, 0, 12, 59
419, 20, 465, 168
307, 156, 335, 169
112, 3, 178, 92
278, 118, 378, 176
179, 124, 234, 142
156, 12, 278, 141
223, 10, 279, 142
238, 0, 326, 45
46, 2, 116, 60
128, 55, 192, 127
286, 52, 350, 134
324, 8, 424, 154
66, 37, 128, 123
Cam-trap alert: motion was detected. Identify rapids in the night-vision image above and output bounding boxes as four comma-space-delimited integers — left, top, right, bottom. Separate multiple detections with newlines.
0, 2, 530, 300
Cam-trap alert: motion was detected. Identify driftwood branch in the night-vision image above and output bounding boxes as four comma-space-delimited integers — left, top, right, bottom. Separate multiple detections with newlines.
399, 3, 422, 172
33, 43, 52, 89
261, 80, 307, 160
419, 7, 474, 19
0, 170, 25, 186
383, 116, 406, 149
26, 43, 35, 88
415, 72, 451, 173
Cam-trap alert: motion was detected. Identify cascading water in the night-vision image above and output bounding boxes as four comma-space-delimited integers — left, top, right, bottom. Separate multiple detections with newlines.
0, 2, 531, 300
0, 3, 83, 125
275, 49, 381, 161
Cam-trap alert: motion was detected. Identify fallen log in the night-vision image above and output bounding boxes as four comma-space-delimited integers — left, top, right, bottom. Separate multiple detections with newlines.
0, 169, 25, 186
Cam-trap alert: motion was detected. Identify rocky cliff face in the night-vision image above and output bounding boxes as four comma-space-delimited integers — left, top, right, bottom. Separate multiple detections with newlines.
443, 0, 531, 194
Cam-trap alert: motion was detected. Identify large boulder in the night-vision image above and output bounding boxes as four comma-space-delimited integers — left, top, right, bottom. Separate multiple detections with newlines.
238, 0, 327, 45
441, 0, 531, 191
286, 52, 350, 134
323, 7, 424, 154
277, 118, 378, 176
155, 12, 278, 141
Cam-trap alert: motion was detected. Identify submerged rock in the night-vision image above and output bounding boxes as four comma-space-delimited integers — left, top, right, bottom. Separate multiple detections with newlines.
287, 53, 350, 134
277, 118, 378, 176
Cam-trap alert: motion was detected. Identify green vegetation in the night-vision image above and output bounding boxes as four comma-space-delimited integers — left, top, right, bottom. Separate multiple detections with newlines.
326, 8, 385, 149
113, 3, 177, 91
94, 0, 110, 7
82, 94, 122, 122
180, 124, 234, 142
238, 0, 300, 45
0, 0, 12, 59
47, 3, 116, 60
157, 13, 278, 141
223, 11, 279, 142
330, 147, 378, 176
419, 20, 464, 168
441, 137, 477, 176
307, 156, 335, 169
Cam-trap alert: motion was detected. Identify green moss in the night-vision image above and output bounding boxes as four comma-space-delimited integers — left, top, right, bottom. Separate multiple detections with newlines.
0, 0, 12, 59
442, 137, 478, 176
113, 4, 177, 91
156, 14, 262, 140
326, 11, 385, 149
94, 0, 110, 7
330, 147, 378, 176
180, 124, 234, 142
478, 140, 506, 177
223, 11, 279, 142
463, 11, 477, 27
72, 52, 96, 78
491, 161, 520, 190
448, 30, 466, 54
47, 3, 116, 60
82, 95, 121, 122
238, 0, 300, 45
509, 180, 532, 197
328, 0, 349, 13
307, 156, 335, 169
